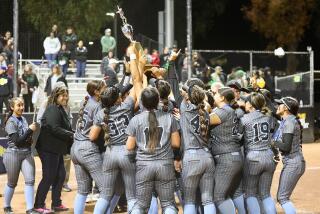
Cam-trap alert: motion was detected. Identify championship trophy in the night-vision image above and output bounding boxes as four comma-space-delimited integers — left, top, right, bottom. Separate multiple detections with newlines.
116, 6, 165, 82
116, 6, 143, 58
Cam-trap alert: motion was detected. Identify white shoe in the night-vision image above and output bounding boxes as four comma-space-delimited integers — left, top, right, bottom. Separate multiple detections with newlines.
91, 193, 100, 202
86, 194, 93, 203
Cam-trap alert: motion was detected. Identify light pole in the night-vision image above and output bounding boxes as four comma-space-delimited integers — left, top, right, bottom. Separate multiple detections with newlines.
106, 12, 117, 58
186, 0, 192, 79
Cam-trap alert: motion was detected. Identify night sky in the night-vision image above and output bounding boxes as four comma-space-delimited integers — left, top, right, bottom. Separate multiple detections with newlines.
1, 0, 320, 68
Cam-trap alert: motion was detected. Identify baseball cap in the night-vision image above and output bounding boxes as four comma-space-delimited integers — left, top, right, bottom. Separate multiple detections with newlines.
109, 58, 119, 64
226, 80, 241, 90
274, 97, 299, 115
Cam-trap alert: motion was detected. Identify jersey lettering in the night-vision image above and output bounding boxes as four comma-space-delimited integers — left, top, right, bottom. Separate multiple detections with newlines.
253, 122, 269, 141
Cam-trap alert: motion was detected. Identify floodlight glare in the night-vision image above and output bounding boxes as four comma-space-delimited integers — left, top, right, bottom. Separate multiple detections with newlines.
274, 47, 285, 57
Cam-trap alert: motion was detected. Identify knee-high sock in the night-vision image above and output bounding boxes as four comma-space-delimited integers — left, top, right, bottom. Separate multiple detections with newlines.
148, 196, 158, 214
282, 201, 296, 214
262, 197, 276, 214
204, 203, 216, 214
24, 185, 34, 210
184, 204, 196, 214
93, 198, 109, 214
233, 194, 246, 214
4, 185, 14, 208
246, 197, 260, 214
106, 195, 121, 214
74, 194, 87, 214
218, 199, 236, 214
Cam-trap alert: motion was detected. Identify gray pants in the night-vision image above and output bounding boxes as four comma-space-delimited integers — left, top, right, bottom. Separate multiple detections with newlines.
133, 159, 177, 213
244, 149, 276, 199
213, 151, 243, 205
3, 148, 35, 188
100, 145, 136, 201
182, 149, 215, 205
70, 140, 104, 195
277, 154, 305, 205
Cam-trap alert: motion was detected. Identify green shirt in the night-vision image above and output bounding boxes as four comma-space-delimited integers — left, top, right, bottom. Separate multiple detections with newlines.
100, 35, 116, 53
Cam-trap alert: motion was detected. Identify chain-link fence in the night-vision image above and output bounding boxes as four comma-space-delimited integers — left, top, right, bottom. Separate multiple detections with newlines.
194, 50, 314, 108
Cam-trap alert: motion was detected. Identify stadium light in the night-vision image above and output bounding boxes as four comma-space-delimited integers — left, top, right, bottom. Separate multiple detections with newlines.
106, 12, 115, 17
274, 47, 285, 57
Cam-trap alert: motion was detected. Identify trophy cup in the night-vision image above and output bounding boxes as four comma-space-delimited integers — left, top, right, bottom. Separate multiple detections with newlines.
116, 6, 143, 54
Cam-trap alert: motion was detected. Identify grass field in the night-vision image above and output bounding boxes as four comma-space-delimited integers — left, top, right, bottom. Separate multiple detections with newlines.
1, 142, 319, 214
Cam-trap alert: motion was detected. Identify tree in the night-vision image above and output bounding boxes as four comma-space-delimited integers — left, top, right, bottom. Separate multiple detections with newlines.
243, 0, 315, 74
243, 0, 315, 50
21, 0, 116, 41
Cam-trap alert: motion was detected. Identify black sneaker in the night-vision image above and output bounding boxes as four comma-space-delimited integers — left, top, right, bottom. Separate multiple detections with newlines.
52, 205, 69, 212
4, 207, 14, 214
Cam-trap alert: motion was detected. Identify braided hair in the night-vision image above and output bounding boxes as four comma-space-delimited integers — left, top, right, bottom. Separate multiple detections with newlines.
189, 85, 208, 139
77, 80, 105, 129
156, 80, 171, 112
100, 86, 121, 145
141, 87, 160, 152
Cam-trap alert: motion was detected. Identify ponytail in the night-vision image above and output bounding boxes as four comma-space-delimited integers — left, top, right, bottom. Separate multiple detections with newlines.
102, 107, 111, 146
147, 110, 160, 152
4, 109, 13, 126
261, 106, 272, 117
295, 116, 303, 148
77, 96, 89, 129
198, 102, 208, 139
162, 97, 169, 112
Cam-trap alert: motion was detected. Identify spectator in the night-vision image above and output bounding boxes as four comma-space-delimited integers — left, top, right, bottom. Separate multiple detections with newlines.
52, 24, 61, 40
58, 43, 71, 76
0, 64, 13, 113
43, 32, 61, 68
151, 49, 160, 66
2, 31, 12, 46
74, 40, 88, 78
0, 52, 8, 69
108, 51, 114, 59
3, 39, 14, 65
209, 66, 226, 85
100, 28, 116, 57
21, 64, 39, 112
62, 27, 78, 68
44, 65, 68, 96
192, 51, 206, 77
143, 48, 152, 64
0, 39, 3, 53
104, 58, 119, 86
160, 47, 170, 67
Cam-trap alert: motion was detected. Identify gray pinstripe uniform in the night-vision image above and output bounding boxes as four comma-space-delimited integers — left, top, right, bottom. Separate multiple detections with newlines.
275, 115, 305, 205
3, 116, 35, 188
94, 96, 136, 201
233, 107, 246, 199
70, 97, 105, 195
126, 110, 179, 212
210, 105, 243, 205
241, 110, 276, 199
180, 100, 214, 206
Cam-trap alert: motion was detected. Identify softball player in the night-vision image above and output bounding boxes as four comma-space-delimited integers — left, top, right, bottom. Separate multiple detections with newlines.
70, 80, 106, 213
209, 87, 243, 214
240, 92, 277, 214
93, 48, 143, 213
180, 84, 216, 214
273, 97, 305, 214
126, 87, 180, 214
3, 97, 38, 214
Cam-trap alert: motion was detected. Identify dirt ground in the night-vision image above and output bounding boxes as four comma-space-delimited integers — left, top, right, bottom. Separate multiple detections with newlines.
0, 142, 320, 214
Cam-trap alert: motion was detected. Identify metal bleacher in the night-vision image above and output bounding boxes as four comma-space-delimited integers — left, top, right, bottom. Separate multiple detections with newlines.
22, 59, 105, 111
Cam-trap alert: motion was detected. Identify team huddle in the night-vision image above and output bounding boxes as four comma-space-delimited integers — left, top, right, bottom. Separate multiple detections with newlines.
2, 46, 305, 214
